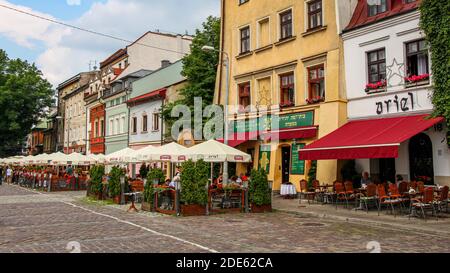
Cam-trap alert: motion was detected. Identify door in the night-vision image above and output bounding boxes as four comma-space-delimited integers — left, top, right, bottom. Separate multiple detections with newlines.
379, 158, 396, 183
409, 133, 434, 185
281, 147, 291, 184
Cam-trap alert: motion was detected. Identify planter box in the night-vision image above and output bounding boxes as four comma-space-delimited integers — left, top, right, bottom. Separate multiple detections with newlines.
181, 204, 206, 217
251, 204, 272, 213
141, 202, 153, 212
113, 196, 121, 204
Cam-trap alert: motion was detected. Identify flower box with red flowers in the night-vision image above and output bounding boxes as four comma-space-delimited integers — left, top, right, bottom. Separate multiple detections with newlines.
279, 101, 295, 108
306, 97, 325, 105
365, 81, 386, 94
405, 74, 430, 86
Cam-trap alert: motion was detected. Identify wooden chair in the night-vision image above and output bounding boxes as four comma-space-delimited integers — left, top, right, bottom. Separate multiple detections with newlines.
299, 179, 315, 204
410, 187, 437, 220
359, 183, 378, 213
377, 184, 403, 217
434, 186, 449, 213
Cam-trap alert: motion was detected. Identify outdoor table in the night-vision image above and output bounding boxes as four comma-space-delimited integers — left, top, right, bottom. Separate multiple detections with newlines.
124, 192, 141, 212
280, 184, 297, 199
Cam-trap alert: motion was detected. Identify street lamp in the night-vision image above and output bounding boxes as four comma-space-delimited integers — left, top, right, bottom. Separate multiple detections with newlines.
201, 45, 230, 185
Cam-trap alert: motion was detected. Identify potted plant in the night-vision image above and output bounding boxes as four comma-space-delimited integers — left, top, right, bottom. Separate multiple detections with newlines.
365, 80, 386, 94
306, 97, 325, 105
405, 73, 430, 86
279, 101, 295, 108
249, 168, 272, 213
89, 165, 105, 200
142, 168, 165, 211
180, 160, 208, 216
108, 166, 123, 204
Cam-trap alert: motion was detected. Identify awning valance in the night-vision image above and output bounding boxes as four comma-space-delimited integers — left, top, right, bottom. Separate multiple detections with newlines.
299, 114, 444, 160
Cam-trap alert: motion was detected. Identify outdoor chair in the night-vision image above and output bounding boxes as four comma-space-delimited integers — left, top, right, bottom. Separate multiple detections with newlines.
388, 183, 408, 214
321, 181, 338, 205
335, 182, 356, 209
417, 182, 425, 196
434, 186, 449, 213
359, 183, 378, 213
398, 181, 409, 198
299, 179, 316, 204
377, 184, 403, 217
410, 187, 437, 221
312, 180, 325, 203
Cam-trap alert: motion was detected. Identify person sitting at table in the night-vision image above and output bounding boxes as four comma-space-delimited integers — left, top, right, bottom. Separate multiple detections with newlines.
164, 178, 171, 187
360, 171, 372, 186
236, 175, 243, 185
240, 173, 248, 182
396, 175, 404, 186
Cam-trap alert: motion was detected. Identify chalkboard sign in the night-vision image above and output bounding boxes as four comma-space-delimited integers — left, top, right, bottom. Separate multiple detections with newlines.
291, 143, 306, 175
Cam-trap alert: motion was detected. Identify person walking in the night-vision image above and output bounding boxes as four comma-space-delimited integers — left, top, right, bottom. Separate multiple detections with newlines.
0, 166, 3, 185
6, 166, 13, 184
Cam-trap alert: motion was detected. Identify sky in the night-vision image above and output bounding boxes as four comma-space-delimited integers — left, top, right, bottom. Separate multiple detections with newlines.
0, 0, 220, 86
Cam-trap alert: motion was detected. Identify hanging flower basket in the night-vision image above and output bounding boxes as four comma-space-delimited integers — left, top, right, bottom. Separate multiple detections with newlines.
306, 97, 325, 105
365, 81, 387, 94
279, 101, 295, 108
405, 74, 430, 86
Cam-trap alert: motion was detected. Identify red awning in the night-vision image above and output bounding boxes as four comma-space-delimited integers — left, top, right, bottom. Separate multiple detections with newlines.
127, 88, 166, 104
262, 126, 318, 141
218, 126, 318, 147
299, 114, 444, 160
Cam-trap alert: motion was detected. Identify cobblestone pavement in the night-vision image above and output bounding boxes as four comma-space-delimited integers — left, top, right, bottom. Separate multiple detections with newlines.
1, 184, 449, 253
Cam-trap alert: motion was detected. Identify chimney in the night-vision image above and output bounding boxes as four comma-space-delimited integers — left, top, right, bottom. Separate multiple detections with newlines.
161, 60, 171, 68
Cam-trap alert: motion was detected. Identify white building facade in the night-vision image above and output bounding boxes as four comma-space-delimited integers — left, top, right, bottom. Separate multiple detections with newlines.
342, 2, 449, 185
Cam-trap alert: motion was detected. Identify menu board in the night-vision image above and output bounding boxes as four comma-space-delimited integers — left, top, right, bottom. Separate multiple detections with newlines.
291, 143, 306, 175
258, 145, 271, 173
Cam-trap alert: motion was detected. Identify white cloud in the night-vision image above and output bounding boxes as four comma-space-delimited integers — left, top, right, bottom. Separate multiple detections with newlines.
67, 0, 82, 6
0, 0, 220, 86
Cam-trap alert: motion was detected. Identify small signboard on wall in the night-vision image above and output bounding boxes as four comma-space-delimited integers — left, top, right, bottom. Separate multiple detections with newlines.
291, 143, 306, 175
258, 145, 271, 173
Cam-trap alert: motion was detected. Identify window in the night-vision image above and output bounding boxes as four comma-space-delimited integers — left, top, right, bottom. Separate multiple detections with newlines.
367, 49, 386, 84
121, 116, 126, 134
95, 120, 99, 138
280, 9, 293, 40
308, 0, 323, 30
258, 18, 270, 48
280, 73, 295, 107
406, 40, 429, 78
238, 82, 251, 110
239, 0, 249, 4
132, 117, 137, 134
240, 26, 251, 54
115, 118, 119, 135
100, 119, 104, 137
308, 65, 325, 100
109, 119, 114, 136
119, 63, 122, 69
368, 0, 387, 16
142, 114, 148, 132
152, 113, 160, 131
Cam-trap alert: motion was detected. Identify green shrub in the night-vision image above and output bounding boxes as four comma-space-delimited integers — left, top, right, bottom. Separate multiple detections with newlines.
249, 168, 271, 206
180, 160, 208, 205
307, 160, 317, 189
139, 163, 149, 179
108, 166, 124, 197
143, 168, 166, 203
89, 165, 105, 194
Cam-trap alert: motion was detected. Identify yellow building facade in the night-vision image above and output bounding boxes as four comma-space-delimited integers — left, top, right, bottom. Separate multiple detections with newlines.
215, 0, 357, 192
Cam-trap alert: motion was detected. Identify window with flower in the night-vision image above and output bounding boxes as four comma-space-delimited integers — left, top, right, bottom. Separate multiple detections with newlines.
366, 48, 386, 92
405, 39, 429, 85
307, 65, 325, 104
238, 82, 251, 112
279, 73, 295, 108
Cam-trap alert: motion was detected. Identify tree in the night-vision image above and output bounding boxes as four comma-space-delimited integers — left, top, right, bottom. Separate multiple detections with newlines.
419, 1, 450, 127
0, 49, 54, 157
161, 16, 221, 138
249, 168, 271, 206
180, 159, 208, 205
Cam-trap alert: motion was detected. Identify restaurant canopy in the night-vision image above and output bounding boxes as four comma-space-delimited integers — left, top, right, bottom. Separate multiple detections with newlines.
187, 139, 252, 163
299, 114, 444, 160
105, 148, 138, 164
148, 142, 190, 162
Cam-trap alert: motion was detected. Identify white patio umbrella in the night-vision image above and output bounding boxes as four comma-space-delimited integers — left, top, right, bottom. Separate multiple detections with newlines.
105, 148, 138, 164
88, 154, 106, 164
133, 145, 159, 162
65, 153, 96, 166
48, 152, 71, 166
21, 155, 36, 165
187, 140, 252, 163
149, 142, 191, 163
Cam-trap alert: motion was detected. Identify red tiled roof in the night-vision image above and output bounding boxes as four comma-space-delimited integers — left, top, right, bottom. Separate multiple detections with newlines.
100, 49, 127, 68
345, 0, 421, 31
127, 88, 167, 104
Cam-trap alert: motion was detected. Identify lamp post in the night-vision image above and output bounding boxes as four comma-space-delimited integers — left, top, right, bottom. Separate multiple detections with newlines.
201, 45, 230, 185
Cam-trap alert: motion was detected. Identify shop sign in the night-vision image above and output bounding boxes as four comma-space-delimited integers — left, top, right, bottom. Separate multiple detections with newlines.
375, 92, 414, 115
291, 143, 306, 175
258, 145, 271, 173
231, 111, 314, 133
